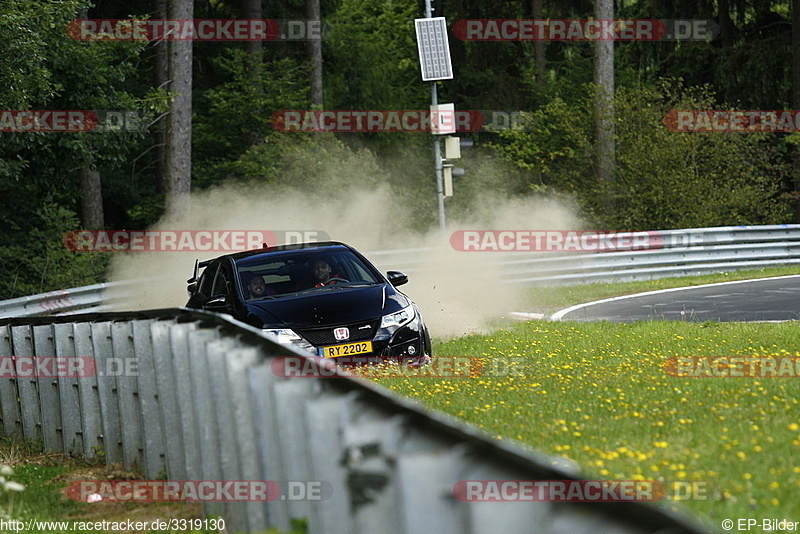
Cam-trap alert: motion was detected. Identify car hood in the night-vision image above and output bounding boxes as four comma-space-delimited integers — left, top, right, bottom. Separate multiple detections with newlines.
246, 284, 409, 328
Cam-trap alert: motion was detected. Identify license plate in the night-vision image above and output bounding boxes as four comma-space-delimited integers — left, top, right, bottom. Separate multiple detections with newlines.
318, 341, 372, 358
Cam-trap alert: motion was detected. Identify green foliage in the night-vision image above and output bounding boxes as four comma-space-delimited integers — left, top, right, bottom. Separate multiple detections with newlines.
125, 195, 166, 229
610, 82, 792, 229
0, 3, 157, 219
42, 20, 156, 168
494, 81, 793, 230
0, 4, 159, 296
492, 95, 594, 193
325, 0, 426, 110
0, 204, 108, 299
3, 0, 800, 300
215, 131, 382, 191
0, 0, 84, 109
615, 0, 793, 109
193, 50, 310, 188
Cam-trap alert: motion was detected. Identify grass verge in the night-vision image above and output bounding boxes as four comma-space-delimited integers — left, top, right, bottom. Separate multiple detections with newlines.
0, 439, 204, 533
366, 318, 800, 527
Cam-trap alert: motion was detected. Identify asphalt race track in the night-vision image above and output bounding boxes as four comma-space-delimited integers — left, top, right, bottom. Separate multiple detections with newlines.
553, 274, 800, 323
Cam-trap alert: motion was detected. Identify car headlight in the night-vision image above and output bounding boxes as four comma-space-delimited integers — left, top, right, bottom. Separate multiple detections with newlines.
262, 328, 315, 354
380, 304, 415, 329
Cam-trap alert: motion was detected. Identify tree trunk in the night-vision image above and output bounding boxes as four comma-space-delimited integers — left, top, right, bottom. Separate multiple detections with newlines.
243, 0, 263, 59
718, 0, 735, 48
594, 0, 615, 196
80, 163, 104, 229
244, 0, 264, 144
531, 0, 546, 86
793, 0, 800, 221
307, 0, 324, 107
76, 7, 104, 229
153, 0, 168, 195
164, 0, 193, 216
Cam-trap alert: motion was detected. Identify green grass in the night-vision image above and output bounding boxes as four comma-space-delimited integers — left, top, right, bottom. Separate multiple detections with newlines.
0, 454, 95, 533
372, 319, 800, 527
3, 463, 80, 520
0, 439, 206, 533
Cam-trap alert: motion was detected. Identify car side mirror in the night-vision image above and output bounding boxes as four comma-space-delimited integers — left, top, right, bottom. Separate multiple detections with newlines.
187, 282, 197, 296
387, 271, 408, 287
203, 294, 228, 311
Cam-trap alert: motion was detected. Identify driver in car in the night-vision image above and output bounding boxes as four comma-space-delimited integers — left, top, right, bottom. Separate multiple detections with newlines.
312, 259, 348, 287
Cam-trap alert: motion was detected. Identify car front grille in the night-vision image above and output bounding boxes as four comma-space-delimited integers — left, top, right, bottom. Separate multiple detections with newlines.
296, 320, 380, 346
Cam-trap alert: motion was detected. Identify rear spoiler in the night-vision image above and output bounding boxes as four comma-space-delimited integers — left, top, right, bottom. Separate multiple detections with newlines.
187, 259, 209, 284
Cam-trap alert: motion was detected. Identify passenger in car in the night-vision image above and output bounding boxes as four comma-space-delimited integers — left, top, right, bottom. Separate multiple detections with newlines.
241, 272, 275, 298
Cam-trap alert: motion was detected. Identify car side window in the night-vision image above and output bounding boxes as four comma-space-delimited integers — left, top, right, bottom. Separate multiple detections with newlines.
198, 263, 218, 298
211, 267, 230, 297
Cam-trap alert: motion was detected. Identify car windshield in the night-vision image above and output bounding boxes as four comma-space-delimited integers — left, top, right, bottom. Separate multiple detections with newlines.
234, 248, 383, 300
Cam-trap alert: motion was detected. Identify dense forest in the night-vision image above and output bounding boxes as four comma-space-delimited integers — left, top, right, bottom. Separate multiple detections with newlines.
1, 0, 799, 298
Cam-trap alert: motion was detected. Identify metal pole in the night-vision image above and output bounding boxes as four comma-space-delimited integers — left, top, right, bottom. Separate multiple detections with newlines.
432, 86, 446, 234
425, 0, 446, 233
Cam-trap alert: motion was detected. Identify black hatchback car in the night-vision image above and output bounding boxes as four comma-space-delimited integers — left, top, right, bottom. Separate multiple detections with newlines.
186, 242, 431, 365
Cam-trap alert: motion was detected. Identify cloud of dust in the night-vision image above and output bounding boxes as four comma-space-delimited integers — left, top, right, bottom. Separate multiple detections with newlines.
106, 182, 581, 339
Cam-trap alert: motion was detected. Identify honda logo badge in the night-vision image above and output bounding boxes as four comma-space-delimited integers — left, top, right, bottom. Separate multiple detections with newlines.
334, 327, 350, 341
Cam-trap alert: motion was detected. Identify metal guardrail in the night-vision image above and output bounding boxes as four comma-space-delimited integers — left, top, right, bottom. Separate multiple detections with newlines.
369, 224, 800, 285
3, 225, 800, 319
0, 310, 708, 534
0, 281, 133, 319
